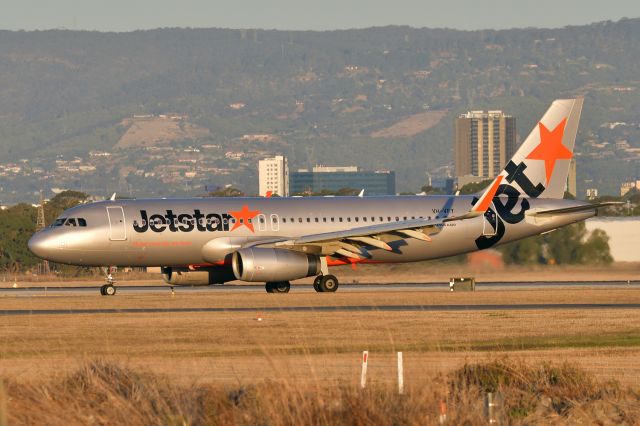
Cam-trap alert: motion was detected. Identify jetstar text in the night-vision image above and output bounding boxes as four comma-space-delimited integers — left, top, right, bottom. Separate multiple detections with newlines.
132, 210, 234, 233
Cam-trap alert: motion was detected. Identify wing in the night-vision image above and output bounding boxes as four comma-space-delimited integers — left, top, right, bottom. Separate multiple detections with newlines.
246, 210, 483, 259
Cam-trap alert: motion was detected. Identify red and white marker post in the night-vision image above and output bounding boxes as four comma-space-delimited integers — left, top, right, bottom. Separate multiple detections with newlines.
360, 351, 368, 389
397, 351, 404, 395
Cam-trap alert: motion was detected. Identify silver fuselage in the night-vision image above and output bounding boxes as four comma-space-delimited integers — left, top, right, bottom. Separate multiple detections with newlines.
28, 195, 594, 267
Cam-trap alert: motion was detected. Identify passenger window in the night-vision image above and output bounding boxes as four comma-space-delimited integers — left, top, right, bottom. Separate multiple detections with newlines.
387, 217, 391, 221
371, 217, 375, 222
355, 217, 359, 222
339, 218, 343, 222
307, 218, 311, 223
282, 218, 287, 223
395, 216, 399, 221
78, 218, 87, 227
65, 218, 77, 227
411, 216, 415, 220
347, 217, 351, 222
315, 218, 319, 222
379, 217, 383, 221
362, 217, 367, 222
323, 218, 327, 222
331, 217, 335, 222
403, 216, 407, 220
298, 218, 302, 223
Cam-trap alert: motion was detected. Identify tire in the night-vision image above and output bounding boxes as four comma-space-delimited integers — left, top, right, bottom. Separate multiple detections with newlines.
319, 275, 339, 293
265, 282, 275, 293
100, 285, 106, 296
104, 285, 116, 296
313, 276, 322, 292
273, 281, 290, 293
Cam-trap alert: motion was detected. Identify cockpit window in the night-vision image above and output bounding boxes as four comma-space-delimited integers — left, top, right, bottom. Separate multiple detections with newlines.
51, 217, 87, 227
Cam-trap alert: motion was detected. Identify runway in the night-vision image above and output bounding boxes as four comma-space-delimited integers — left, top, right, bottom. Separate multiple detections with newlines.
2, 280, 639, 296
1, 302, 640, 316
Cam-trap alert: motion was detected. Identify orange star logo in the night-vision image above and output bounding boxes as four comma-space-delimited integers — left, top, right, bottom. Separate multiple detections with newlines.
526, 118, 572, 185
229, 205, 260, 232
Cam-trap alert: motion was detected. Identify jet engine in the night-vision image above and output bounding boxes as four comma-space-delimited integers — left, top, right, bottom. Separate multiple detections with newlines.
161, 266, 235, 286
232, 248, 320, 282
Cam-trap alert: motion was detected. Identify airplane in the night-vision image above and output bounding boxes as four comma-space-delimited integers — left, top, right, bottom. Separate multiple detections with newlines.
28, 98, 618, 295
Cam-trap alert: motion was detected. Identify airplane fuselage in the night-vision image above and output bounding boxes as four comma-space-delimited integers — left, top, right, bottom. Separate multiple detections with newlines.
28, 195, 594, 268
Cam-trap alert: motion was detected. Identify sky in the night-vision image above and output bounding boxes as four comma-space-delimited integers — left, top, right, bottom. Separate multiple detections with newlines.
0, 0, 638, 32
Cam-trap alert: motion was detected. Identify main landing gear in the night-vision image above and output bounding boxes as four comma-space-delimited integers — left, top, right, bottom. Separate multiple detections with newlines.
313, 275, 339, 293
265, 281, 291, 293
100, 266, 117, 296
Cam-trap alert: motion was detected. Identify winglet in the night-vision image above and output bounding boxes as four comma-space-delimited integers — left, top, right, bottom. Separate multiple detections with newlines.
358, 189, 364, 198
110, 193, 117, 201
471, 175, 503, 213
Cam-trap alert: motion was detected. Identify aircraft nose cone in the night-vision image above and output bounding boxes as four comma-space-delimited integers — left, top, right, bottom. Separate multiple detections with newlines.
28, 232, 57, 259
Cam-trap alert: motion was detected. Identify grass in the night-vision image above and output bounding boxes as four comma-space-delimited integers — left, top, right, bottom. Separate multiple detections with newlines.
1, 359, 638, 425
0, 289, 640, 388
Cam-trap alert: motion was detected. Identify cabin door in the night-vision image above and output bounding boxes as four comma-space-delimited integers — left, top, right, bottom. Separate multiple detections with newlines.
482, 208, 498, 237
107, 206, 127, 241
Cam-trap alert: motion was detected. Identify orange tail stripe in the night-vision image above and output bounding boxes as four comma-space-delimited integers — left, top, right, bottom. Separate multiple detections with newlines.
473, 175, 503, 212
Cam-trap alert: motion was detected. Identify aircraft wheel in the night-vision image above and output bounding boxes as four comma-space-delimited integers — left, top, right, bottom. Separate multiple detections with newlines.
102, 284, 116, 296
266, 282, 289, 293
318, 275, 339, 293
100, 285, 106, 296
313, 276, 322, 292
274, 281, 290, 293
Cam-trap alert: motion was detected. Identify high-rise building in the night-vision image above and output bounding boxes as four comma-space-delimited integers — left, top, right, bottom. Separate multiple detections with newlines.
258, 155, 289, 197
289, 165, 395, 195
455, 110, 516, 182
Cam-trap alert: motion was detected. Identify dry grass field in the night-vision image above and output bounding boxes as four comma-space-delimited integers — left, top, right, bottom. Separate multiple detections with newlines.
1, 288, 640, 423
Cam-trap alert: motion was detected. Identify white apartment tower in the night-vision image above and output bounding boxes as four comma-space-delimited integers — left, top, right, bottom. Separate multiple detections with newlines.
259, 155, 289, 197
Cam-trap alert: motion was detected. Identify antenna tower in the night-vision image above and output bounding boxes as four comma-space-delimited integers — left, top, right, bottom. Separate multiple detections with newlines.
36, 191, 50, 275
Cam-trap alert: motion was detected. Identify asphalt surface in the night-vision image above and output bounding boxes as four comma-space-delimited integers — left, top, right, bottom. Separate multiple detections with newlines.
2, 280, 639, 296
2, 281, 639, 317
1, 303, 639, 316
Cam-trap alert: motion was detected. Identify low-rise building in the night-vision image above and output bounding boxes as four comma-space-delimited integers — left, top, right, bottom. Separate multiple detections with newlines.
290, 165, 395, 195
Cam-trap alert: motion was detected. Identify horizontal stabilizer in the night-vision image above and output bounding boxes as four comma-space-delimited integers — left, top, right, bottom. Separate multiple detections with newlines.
528, 202, 623, 216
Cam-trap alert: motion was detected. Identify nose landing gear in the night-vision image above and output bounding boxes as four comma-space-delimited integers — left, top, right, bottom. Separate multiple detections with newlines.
100, 266, 117, 296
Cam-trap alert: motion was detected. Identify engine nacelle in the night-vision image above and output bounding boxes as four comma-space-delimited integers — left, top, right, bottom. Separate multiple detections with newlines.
161, 266, 235, 286
232, 248, 320, 282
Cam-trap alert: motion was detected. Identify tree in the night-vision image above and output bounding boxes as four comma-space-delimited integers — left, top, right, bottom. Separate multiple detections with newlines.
458, 179, 493, 195
0, 204, 38, 271
420, 185, 444, 195
45, 191, 89, 225
498, 222, 613, 265
205, 187, 244, 197
292, 188, 360, 196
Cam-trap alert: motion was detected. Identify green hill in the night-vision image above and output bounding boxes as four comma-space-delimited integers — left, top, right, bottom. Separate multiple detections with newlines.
0, 19, 639, 201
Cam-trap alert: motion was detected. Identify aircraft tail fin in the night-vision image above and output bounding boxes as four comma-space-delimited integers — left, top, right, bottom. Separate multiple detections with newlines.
495, 98, 583, 200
